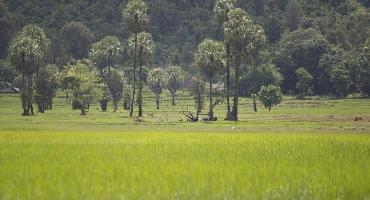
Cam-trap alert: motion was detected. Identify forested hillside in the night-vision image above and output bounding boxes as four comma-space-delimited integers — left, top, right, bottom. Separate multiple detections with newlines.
0, 0, 369, 97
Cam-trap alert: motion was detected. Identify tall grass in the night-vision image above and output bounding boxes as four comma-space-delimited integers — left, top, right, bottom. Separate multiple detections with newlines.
0, 131, 369, 199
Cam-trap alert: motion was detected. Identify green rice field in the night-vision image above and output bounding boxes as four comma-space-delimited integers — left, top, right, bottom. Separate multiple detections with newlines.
0, 91, 369, 199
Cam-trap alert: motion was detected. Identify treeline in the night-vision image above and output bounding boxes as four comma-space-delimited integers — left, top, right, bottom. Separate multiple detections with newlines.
0, 0, 369, 120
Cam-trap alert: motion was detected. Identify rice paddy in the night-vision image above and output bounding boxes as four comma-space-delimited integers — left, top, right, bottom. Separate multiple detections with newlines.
0, 92, 369, 199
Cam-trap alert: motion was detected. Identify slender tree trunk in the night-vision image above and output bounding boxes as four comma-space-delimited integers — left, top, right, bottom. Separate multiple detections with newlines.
171, 91, 175, 106
225, 43, 231, 116
124, 100, 129, 110
130, 33, 138, 117
209, 80, 214, 120
21, 74, 29, 116
251, 54, 258, 112
231, 57, 241, 121
156, 95, 160, 110
196, 97, 201, 120
100, 100, 108, 112
253, 94, 257, 112
27, 74, 34, 115
113, 101, 118, 112
49, 98, 53, 110
137, 48, 143, 117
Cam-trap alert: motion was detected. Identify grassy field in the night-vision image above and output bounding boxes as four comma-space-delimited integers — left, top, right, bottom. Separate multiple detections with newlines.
0, 91, 369, 199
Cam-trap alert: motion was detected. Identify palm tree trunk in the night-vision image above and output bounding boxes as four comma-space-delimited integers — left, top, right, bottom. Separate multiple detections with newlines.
21, 74, 29, 116
253, 95, 257, 112
209, 80, 214, 120
100, 100, 108, 112
225, 43, 231, 115
27, 74, 34, 115
113, 100, 118, 112
231, 57, 241, 121
171, 92, 175, 106
137, 48, 143, 117
156, 95, 160, 110
269, 100, 272, 111
130, 33, 138, 117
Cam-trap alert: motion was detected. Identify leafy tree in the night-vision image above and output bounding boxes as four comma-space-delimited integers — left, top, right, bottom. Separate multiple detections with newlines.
8, 24, 49, 116
165, 66, 185, 106
318, 48, 358, 97
89, 36, 124, 111
61, 61, 101, 115
264, 13, 284, 43
317, 49, 341, 95
336, 6, 370, 50
61, 21, 95, 60
35, 64, 58, 113
358, 38, 370, 96
195, 39, 224, 121
258, 84, 283, 111
214, 0, 235, 116
278, 28, 330, 94
106, 69, 124, 112
122, 0, 149, 34
330, 64, 351, 98
147, 68, 166, 110
189, 77, 206, 121
240, 64, 283, 96
247, 62, 281, 112
122, 0, 149, 117
89, 36, 124, 74
286, 0, 303, 31
295, 67, 313, 98
224, 8, 265, 121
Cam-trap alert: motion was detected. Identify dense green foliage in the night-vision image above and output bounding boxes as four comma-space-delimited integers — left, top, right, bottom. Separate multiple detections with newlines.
295, 67, 313, 98
1, 0, 368, 89
61, 21, 95, 60
60, 61, 101, 115
34, 64, 58, 113
1, 0, 370, 118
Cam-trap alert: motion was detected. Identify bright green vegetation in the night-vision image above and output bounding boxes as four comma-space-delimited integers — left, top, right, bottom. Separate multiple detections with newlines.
0, 131, 369, 199
0, 93, 370, 199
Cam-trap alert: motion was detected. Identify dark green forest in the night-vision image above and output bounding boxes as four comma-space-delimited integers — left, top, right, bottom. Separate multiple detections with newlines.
0, 0, 369, 115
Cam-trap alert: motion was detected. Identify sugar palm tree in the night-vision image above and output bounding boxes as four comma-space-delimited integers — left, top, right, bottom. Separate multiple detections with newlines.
195, 39, 224, 120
